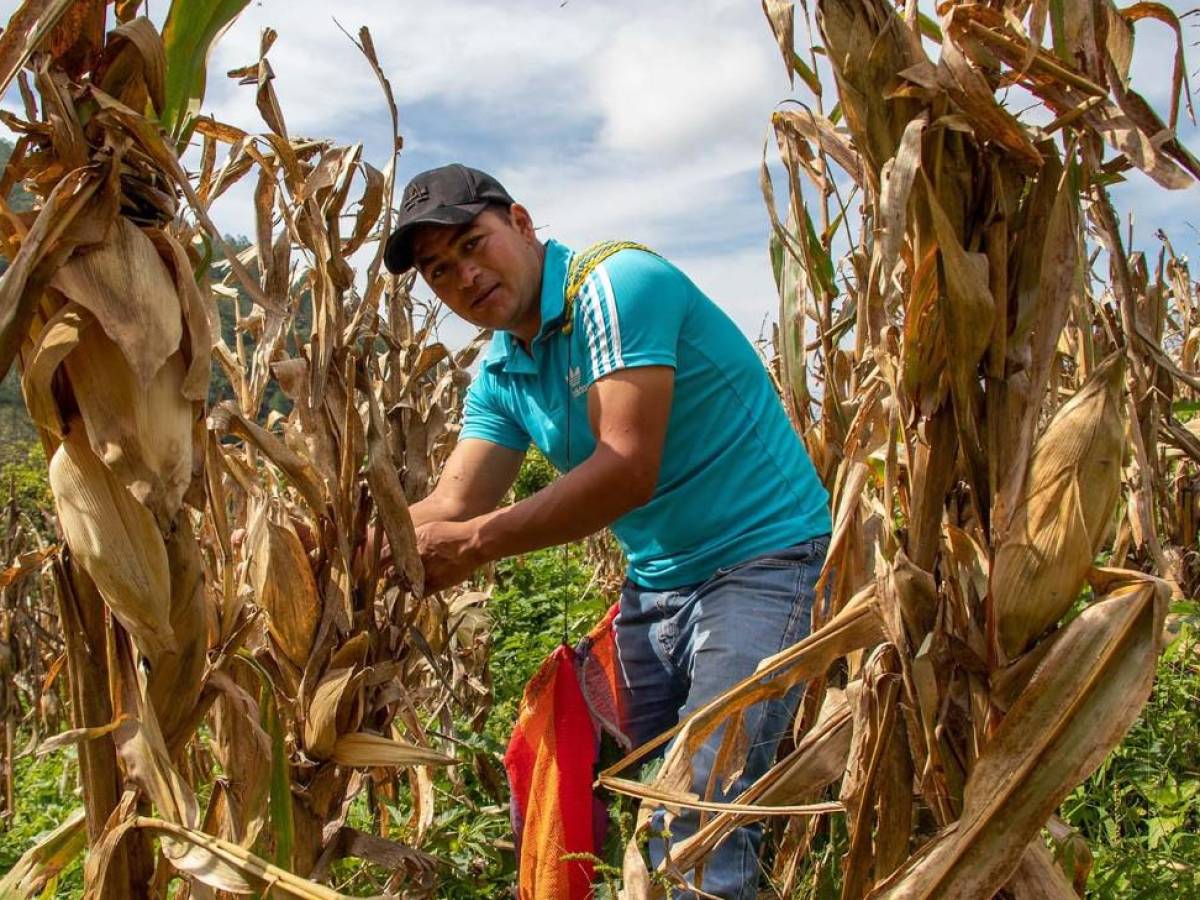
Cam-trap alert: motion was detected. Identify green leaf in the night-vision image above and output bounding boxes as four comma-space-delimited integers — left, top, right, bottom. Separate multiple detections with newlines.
160, 0, 252, 140
261, 687, 295, 873
239, 649, 295, 876
1168, 598, 1200, 617
791, 51, 823, 98
1049, 0, 1069, 63
917, 13, 942, 43
802, 204, 838, 300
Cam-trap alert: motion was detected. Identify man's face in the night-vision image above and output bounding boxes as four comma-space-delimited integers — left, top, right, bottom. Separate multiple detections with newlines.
411, 204, 543, 341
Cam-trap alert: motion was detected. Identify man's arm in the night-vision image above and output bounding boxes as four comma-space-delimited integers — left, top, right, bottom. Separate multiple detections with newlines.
409, 438, 525, 528
417, 365, 673, 591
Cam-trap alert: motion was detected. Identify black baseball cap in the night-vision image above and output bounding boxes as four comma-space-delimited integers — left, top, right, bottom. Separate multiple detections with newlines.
384, 164, 515, 274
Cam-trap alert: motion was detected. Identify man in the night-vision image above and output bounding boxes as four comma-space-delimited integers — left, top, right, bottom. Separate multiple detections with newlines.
385, 163, 830, 899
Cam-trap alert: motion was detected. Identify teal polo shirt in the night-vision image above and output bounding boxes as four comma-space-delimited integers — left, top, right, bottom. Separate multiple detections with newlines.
460, 238, 831, 589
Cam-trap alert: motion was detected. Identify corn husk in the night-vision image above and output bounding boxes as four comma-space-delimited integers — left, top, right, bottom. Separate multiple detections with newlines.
64, 331, 194, 525
247, 516, 320, 670
991, 353, 1127, 661
48, 422, 174, 658
149, 527, 211, 752
49, 217, 182, 390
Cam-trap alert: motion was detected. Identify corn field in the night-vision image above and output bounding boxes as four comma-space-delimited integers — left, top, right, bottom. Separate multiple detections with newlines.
0, 0, 1198, 897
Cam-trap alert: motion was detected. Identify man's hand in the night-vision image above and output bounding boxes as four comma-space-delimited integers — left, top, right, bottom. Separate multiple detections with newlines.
408, 366, 674, 586
416, 520, 485, 595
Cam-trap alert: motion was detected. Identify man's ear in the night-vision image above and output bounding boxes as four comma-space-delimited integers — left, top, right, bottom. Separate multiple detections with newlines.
509, 203, 536, 241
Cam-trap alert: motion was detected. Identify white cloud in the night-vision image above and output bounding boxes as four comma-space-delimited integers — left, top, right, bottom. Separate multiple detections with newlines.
202, 2, 606, 136
585, 11, 779, 156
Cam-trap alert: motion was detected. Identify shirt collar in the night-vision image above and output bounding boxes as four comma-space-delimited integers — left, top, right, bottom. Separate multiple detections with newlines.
482, 238, 573, 374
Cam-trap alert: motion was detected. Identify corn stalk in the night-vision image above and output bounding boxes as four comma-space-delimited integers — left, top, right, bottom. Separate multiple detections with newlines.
604, 1, 1197, 897
0, 2, 492, 896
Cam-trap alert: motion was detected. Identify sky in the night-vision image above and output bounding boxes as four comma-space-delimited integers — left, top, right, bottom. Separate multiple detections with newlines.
2, 0, 1198, 347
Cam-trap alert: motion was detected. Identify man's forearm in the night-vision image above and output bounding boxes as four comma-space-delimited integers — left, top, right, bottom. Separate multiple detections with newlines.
466, 446, 652, 562
408, 494, 468, 530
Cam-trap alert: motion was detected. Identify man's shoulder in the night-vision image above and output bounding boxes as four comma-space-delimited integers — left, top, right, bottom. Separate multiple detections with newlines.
576, 244, 695, 309
595, 243, 675, 282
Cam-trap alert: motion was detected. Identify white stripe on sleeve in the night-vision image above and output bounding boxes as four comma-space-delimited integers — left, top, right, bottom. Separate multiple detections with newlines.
580, 281, 606, 377
596, 265, 624, 369
581, 279, 616, 377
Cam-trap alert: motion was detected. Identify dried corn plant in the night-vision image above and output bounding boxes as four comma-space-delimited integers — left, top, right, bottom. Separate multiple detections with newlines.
600, 1, 1198, 897
0, 3, 493, 897
0, 477, 67, 824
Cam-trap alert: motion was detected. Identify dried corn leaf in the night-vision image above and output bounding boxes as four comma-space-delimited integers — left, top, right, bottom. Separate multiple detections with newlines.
818, 0, 924, 186
207, 667, 272, 848
111, 644, 253, 894
149, 527, 211, 751
669, 688, 852, 874
603, 586, 880, 797
134, 816, 351, 899
20, 300, 92, 437
773, 108, 861, 178
0, 167, 101, 382
0, 545, 58, 589
37, 715, 132, 757
361, 370, 423, 595
150, 228, 213, 401
875, 114, 926, 312
603, 776, 841, 818
209, 401, 327, 516
934, 36, 1042, 171
329, 732, 453, 768
921, 172, 994, 379
841, 645, 904, 898
0, 0, 76, 98
761, 0, 794, 85
80, 791, 140, 900
304, 667, 354, 760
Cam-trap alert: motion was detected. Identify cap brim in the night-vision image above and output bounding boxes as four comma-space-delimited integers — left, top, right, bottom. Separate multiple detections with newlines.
383, 201, 489, 274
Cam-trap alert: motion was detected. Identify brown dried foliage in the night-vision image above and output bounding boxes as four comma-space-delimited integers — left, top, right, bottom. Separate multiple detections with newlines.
601, 2, 1200, 898
0, 4, 493, 897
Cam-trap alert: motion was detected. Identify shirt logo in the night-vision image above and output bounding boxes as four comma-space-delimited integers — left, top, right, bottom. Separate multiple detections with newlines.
567, 366, 586, 398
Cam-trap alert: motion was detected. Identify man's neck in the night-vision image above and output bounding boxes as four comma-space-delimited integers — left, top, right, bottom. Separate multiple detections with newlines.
510, 240, 547, 349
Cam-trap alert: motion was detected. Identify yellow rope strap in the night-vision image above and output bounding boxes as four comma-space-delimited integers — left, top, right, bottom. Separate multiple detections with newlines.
561, 240, 658, 335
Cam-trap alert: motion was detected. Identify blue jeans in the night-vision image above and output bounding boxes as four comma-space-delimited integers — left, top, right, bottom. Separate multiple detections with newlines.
614, 535, 828, 899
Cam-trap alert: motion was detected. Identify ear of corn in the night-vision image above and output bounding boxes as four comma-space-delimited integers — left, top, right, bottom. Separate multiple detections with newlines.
992, 353, 1127, 662
48, 422, 174, 658
248, 514, 320, 670
63, 335, 193, 524
49, 217, 182, 389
